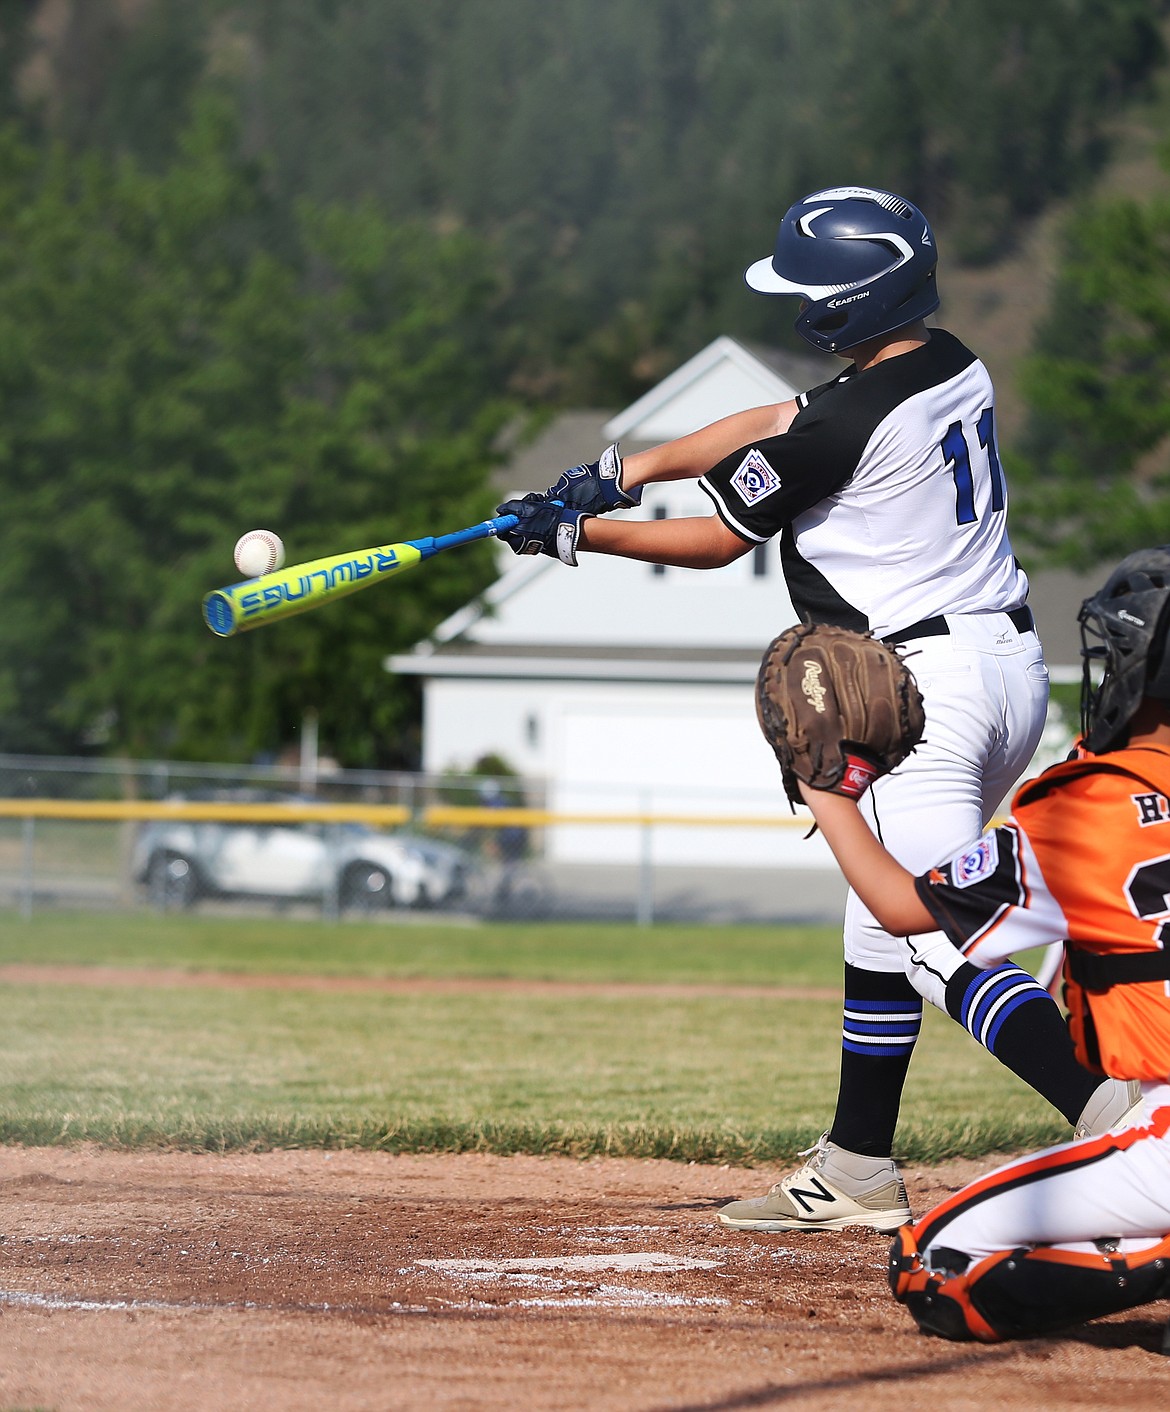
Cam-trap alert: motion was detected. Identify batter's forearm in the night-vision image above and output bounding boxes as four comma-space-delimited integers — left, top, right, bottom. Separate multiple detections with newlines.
621, 402, 798, 491
798, 787, 936, 935
576, 514, 752, 569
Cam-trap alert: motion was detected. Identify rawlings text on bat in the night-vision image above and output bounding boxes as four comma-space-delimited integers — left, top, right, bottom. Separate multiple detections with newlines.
202, 514, 519, 638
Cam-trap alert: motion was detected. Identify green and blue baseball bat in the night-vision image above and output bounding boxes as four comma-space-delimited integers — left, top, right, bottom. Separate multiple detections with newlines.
201, 514, 520, 638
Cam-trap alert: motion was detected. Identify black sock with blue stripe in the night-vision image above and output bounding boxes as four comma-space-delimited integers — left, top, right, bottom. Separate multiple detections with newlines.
827, 964, 923, 1157
944, 961, 1098, 1125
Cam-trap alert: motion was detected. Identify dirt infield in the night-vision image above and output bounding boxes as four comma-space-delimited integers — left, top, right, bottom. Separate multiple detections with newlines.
0, 1147, 1167, 1410
0, 962, 843, 1002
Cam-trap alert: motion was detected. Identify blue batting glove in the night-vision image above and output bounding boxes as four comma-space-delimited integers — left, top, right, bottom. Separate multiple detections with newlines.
495, 494, 590, 566
543, 444, 641, 514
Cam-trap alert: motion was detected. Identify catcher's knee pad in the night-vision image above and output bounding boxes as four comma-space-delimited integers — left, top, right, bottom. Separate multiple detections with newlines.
887, 1225, 1003, 1342
890, 1226, 1170, 1342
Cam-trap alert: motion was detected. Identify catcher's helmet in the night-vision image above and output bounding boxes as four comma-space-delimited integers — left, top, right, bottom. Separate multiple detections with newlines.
1079, 546, 1170, 754
745, 186, 939, 353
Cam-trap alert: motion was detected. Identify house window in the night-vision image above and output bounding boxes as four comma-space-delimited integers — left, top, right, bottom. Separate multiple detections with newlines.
652, 505, 667, 577
753, 542, 769, 578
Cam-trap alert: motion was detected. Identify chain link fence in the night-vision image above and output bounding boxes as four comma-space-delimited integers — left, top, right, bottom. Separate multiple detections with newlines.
0, 753, 847, 926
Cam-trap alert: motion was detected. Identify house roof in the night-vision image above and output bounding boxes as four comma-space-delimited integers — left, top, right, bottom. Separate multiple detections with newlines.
603, 336, 832, 444
492, 410, 613, 495
385, 641, 763, 684
493, 337, 832, 498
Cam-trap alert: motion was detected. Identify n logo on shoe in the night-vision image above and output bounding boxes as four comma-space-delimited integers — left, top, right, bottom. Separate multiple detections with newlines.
787, 1175, 837, 1214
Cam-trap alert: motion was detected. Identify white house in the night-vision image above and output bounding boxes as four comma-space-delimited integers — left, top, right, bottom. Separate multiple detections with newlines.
387, 336, 1092, 865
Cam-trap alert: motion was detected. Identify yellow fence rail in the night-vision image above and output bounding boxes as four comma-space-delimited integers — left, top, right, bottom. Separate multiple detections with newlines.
418, 806, 814, 829
0, 800, 813, 830
0, 799, 413, 826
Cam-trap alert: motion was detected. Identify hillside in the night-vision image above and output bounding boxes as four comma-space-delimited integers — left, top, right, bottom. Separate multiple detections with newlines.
941, 44, 1170, 444
7, 0, 1168, 419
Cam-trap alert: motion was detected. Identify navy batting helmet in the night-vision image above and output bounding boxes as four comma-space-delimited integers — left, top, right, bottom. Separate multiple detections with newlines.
745, 186, 940, 353
1079, 546, 1170, 754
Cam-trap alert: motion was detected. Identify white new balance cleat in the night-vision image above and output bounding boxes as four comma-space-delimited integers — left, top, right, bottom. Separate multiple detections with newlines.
717, 1134, 911, 1233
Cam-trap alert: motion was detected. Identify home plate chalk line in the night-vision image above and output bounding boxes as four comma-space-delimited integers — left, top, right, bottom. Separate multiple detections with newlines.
416, 1251, 733, 1308
0, 1252, 734, 1318
420, 1254, 721, 1274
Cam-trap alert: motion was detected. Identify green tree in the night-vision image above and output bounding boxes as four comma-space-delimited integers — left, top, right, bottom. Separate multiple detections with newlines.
0, 98, 512, 763
1010, 176, 1170, 566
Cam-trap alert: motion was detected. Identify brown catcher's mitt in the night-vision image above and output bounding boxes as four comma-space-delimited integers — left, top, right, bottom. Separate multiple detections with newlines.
756, 623, 926, 807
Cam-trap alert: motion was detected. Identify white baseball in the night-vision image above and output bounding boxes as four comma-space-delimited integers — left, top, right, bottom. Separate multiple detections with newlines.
234, 529, 286, 578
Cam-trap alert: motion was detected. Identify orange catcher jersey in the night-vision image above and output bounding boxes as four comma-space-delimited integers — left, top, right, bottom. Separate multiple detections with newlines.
915, 744, 1170, 1080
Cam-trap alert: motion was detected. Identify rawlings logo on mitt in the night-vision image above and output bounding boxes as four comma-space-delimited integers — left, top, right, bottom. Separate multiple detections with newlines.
756, 623, 926, 807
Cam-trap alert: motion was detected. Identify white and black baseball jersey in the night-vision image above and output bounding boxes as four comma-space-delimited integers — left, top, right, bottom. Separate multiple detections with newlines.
699, 329, 1030, 639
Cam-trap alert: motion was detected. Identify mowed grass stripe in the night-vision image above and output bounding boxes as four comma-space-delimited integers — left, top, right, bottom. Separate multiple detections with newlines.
0, 911, 846, 988
0, 970, 1068, 1163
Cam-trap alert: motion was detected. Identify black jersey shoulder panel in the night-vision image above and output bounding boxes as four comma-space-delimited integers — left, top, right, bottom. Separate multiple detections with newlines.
701, 330, 979, 544
800, 328, 977, 433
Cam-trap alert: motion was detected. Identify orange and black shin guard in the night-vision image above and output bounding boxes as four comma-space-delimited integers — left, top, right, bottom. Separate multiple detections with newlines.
890, 1226, 1170, 1342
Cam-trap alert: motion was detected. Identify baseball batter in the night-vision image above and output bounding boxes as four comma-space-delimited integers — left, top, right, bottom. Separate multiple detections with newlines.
497, 185, 1135, 1231
801, 547, 1170, 1343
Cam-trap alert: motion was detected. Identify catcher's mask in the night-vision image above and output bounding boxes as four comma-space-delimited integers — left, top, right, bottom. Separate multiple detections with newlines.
744, 185, 939, 353
1079, 545, 1170, 754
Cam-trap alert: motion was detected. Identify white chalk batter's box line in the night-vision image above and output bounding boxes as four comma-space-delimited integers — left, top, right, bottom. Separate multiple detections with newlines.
0, 1277, 729, 1316
529, 1224, 672, 1235
0, 1288, 431, 1317
511, 1289, 729, 1310
419, 1253, 721, 1274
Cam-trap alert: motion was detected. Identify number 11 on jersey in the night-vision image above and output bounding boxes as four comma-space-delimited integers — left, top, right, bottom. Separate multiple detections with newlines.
941, 407, 1005, 525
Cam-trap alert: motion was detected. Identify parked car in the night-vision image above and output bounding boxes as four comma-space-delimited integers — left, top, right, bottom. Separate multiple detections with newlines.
131, 796, 473, 914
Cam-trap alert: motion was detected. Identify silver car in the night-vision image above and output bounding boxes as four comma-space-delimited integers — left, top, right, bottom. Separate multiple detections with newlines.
132, 798, 471, 914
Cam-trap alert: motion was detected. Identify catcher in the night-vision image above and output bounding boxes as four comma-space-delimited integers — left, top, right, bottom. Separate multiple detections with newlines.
771, 551, 1170, 1344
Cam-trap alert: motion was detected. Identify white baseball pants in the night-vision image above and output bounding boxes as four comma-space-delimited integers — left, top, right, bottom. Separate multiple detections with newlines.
846, 609, 1050, 1010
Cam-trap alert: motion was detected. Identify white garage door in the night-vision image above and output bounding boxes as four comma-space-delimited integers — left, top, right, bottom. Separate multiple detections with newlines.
550, 706, 831, 867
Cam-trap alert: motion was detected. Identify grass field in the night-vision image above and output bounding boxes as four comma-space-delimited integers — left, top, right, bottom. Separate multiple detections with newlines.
0, 909, 847, 985
0, 909, 1069, 1164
